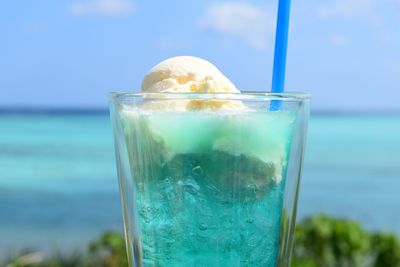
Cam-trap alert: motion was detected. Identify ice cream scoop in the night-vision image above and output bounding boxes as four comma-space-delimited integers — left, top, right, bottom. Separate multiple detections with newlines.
140, 56, 245, 111
141, 56, 240, 93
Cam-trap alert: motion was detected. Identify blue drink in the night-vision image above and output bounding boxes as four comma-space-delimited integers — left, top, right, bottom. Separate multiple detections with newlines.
110, 94, 310, 267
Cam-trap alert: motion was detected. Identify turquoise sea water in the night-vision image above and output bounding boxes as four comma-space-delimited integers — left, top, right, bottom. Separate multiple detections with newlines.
0, 114, 399, 257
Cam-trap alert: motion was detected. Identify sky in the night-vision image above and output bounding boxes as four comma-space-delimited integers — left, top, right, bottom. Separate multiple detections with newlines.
0, 0, 400, 111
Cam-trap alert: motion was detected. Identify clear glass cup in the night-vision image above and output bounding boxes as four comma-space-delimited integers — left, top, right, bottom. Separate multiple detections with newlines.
109, 92, 310, 267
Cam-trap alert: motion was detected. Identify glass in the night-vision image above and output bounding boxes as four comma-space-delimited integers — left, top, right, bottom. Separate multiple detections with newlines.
109, 92, 310, 267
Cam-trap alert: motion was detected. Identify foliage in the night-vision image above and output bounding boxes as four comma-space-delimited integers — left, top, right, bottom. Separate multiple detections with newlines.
3, 215, 400, 267
293, 214, 370, 267
86, 231, 129, 267
369, 233, 400, 267
3, 231, 128, 267
292, 214, 400, 267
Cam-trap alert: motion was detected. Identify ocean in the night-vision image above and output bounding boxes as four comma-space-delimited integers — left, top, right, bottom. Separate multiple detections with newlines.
0, 113, 399, 257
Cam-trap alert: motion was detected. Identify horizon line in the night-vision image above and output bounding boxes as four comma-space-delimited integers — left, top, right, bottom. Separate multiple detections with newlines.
1, 107, 400, 116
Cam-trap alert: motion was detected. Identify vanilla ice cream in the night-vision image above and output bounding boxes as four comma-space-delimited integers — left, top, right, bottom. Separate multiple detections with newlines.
140, 56, 245, 111
141, 56, 240, 93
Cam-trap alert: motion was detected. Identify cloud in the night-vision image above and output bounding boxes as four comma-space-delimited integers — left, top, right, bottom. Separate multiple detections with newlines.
199, 2, 275, 49
316, 0, 400, 27
70, 0, 135, 16
328, 33, 350, 47
317, 0, 376, 19
316, 0, 398, 42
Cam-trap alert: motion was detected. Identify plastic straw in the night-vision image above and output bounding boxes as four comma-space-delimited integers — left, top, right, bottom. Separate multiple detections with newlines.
271, 0, 291, 110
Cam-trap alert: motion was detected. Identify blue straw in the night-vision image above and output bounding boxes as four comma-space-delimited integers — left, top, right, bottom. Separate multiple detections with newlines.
270, 0, 291, 110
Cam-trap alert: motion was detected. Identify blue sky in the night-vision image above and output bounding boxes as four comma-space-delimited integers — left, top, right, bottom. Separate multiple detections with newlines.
1, 0, 399, 111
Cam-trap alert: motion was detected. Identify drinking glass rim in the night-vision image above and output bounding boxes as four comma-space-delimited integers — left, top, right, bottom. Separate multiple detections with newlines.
109, 91, 310, 102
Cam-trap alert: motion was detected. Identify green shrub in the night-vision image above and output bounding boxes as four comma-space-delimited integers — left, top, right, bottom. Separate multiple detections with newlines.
293, 214, 370, 267
86, 231, 129, 267
293, 214, 400, 267
369, 232, 400, 267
